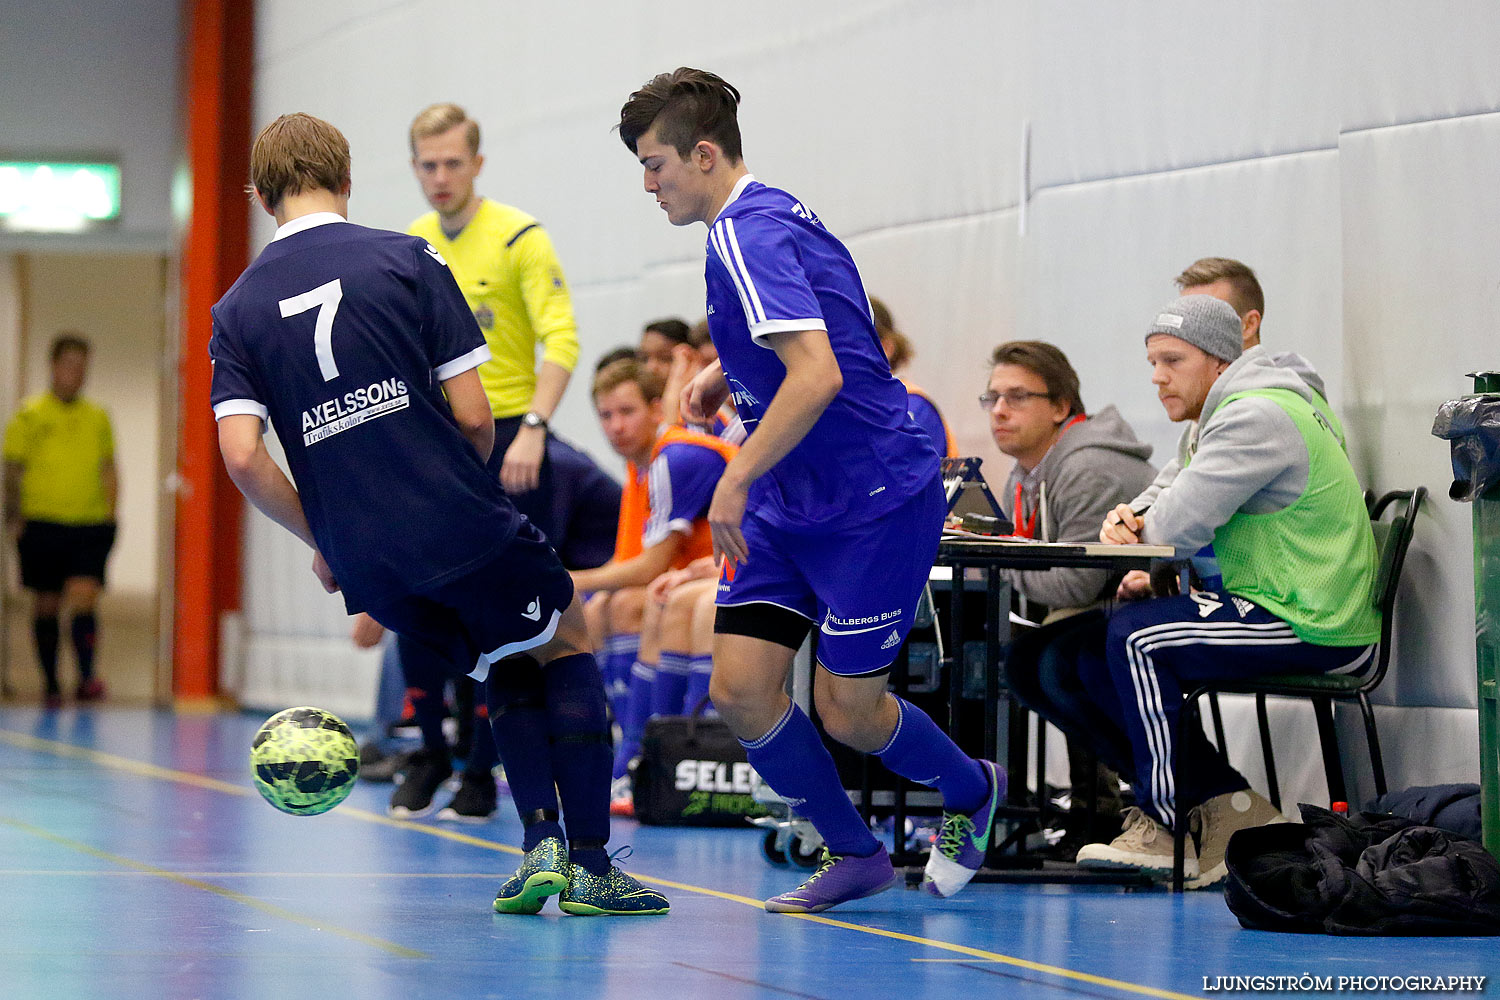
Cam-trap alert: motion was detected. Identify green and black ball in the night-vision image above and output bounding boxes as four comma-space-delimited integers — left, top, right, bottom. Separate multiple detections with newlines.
250, 707, 359, 816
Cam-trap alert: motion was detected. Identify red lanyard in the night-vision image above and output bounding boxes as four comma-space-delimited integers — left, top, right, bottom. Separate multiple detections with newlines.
1012, 414, 1085, 539
1013, 482, 1038, 538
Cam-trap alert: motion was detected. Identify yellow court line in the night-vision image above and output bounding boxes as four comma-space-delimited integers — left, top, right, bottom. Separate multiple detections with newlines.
1, 726, 1195, 1000
0, 728, 250, 795
0, 815, 426, 959
0, 870, 513, 878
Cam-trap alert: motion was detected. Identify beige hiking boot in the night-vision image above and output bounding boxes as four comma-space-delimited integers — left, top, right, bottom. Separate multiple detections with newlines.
1076, 806, 1197, 879
1188, 788, 1288, 890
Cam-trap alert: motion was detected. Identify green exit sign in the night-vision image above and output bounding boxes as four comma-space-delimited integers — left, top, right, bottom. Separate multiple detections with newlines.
0, 161, 121, 232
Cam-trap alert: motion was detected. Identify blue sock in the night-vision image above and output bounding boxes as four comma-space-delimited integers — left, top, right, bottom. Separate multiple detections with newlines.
653, 651, 690, 716
742, 701, 880, 858
483, 658, 561, 828
396, 634, 452, 754
685, 654, 714, 714
612, 659, 656, 780
523, 819, 565, 852
571, 846, 612, 876
873, 697, 988, 814
604, 632, 638, 723
467, 705, 499, 775
540, 652, 612, 847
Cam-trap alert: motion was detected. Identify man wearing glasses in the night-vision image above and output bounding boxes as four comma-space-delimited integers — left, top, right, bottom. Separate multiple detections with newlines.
982, 341, 1156, 857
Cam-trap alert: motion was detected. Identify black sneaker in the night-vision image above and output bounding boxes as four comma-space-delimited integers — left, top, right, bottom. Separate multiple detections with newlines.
360, 746, 414, 783
387, 714, 421, 739
437, 768, 498, 823
388, 748, 453, 818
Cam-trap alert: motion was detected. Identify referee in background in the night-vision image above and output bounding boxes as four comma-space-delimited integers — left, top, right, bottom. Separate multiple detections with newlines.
3, 333, 118, 709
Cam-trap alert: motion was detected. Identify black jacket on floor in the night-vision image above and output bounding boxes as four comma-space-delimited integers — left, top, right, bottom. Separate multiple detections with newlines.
1224, 805, 1500, 936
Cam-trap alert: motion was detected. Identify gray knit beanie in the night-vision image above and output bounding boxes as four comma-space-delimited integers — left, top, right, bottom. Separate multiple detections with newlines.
1145, 295, 1242, 362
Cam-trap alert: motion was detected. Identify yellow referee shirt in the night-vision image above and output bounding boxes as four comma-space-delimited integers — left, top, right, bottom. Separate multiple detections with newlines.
409, 199, 580, 418
3, 392, 115, 524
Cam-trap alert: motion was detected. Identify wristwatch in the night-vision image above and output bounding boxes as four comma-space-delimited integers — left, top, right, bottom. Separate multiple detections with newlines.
521, 411, 548, 430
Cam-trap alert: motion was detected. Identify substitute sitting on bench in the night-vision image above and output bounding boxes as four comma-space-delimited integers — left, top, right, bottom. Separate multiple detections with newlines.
1073, 295, 1380, 889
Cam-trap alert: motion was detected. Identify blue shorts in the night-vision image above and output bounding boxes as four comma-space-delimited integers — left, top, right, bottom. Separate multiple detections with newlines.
365, 518, 574, 683
716, 476, 945, 676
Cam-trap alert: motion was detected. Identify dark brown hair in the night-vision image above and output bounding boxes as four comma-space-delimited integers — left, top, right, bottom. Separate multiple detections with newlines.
989, 341, 1085, 419
643, 317, 691, 345
1175, 257, 1264, 319
595, 345, 638, 373
687, 318, 711, 349
869, 297, 913, 371
250, 113, 351, 211
51, 332, 90, 361
618, 68, 743, 161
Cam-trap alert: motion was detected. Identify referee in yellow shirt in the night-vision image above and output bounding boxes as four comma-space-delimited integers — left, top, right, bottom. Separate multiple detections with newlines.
394, 103, 583, 821
3, 334, 118, 708
408, 102, 580, 527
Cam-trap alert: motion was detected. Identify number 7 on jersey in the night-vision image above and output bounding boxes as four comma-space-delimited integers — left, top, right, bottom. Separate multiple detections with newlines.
279, 278, 343, 381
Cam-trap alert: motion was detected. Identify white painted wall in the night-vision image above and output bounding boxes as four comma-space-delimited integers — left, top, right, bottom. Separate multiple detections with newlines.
244, 0, 1496, 801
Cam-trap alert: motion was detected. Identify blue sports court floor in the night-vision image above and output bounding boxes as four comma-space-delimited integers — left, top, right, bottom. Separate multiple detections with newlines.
1, 705, 1492, 1000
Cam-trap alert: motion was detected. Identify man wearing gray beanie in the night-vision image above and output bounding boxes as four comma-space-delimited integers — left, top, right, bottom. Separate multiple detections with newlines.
1144, 294, 1243, 365
1060, 294, 1379, 890
1130, 261, 1346, 557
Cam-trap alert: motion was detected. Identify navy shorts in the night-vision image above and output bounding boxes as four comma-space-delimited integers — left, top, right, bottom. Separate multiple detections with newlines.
487, 415, 556, 542
364, 518, 574, 683
17, 520, 117, 592
716, 476, 945, 676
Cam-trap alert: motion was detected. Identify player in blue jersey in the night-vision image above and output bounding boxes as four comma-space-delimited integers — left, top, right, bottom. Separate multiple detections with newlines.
618, 70, 1005, 912
211, 113, 667, 917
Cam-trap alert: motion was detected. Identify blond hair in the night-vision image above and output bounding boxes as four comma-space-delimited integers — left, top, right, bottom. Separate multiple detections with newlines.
250, 113, 350, 211
409, 103, 480, 155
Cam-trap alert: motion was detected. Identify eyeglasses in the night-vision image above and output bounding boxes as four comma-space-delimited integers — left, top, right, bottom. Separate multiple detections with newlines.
979, 389, 1052, 410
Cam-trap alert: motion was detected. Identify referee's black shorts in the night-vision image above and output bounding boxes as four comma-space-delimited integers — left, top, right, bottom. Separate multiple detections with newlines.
16, 520, 117, 593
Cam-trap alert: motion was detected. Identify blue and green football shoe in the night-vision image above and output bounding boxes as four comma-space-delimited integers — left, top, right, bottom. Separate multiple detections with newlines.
558, 857, 669, 916
493, 836, 569, 915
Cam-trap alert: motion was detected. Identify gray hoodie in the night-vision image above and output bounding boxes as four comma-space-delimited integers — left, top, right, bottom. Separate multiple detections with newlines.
1000, 404, 1156, 609
1136, 345, 1326, 553
1135, 350, 1333, 508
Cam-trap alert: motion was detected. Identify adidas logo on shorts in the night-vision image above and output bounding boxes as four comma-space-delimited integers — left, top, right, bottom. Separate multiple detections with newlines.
880, 629, 901, 650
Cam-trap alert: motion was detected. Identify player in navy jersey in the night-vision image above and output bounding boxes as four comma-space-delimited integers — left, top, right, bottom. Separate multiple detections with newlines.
211, 113, 667, 917
618, 70, 1005, 912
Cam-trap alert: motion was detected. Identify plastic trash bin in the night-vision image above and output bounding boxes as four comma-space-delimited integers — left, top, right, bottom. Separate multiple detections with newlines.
1432, 371, 1500, 858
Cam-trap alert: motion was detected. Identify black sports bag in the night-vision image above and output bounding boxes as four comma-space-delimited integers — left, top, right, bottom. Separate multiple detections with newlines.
633, 699, 775, 827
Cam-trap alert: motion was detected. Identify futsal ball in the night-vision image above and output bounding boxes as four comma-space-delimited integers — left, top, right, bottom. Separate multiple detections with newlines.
250, 707, 359, 816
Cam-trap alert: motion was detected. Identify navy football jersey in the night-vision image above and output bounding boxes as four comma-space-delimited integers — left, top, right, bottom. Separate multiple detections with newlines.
704, 176, 938, 530
210, 213, 520, 612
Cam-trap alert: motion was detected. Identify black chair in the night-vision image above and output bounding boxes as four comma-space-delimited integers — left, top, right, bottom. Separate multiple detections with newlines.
1169, 486, 1427, 891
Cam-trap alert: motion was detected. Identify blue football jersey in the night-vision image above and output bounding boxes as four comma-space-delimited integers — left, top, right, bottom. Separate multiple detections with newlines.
642, 440, 728, 547
209, 214, 520, 613
704, 177, 938, 530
